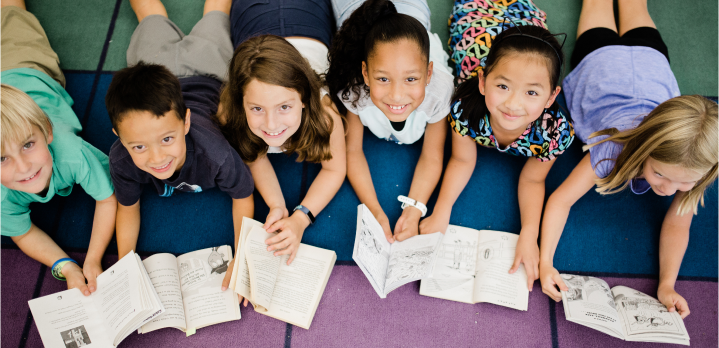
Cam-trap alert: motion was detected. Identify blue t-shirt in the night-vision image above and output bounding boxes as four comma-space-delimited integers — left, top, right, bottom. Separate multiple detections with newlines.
563, 46, 680, 194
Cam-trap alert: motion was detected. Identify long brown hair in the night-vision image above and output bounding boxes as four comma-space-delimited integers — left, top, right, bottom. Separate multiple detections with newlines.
585, 95, 718, 215
218, 35, 333, 163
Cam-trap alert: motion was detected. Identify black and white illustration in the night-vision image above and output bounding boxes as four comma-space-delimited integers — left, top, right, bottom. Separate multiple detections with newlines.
613, 286, 685, 336
359, 219, 384, 255
60, 325, 90, 348
561, 274, 616, 308
179, 257, 208, 290
385, 247, 436, 285
208, 247, 229, 275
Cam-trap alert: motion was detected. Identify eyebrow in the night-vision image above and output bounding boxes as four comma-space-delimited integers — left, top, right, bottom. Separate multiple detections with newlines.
246, 99, 295, 108
375, 69, 420, 75
495, 75, 545, 88
126, 130, 176, 145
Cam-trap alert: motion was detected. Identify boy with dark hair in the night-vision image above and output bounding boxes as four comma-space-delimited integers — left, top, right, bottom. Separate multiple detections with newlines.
106, 0, 253, 293
1, 0, 117, 295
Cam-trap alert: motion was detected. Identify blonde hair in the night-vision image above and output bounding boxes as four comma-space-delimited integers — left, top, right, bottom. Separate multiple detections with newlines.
1, 84, 53, 153
584, 95, 718, 216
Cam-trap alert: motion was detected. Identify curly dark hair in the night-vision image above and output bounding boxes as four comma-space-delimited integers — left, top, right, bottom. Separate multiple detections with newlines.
325, 0, 429, 116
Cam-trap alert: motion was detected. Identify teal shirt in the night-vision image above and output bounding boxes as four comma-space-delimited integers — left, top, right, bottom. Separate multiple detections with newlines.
1, 68, 114, 237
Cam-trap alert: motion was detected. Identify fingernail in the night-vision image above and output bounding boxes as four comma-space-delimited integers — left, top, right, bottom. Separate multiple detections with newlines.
221, 286, 227, 291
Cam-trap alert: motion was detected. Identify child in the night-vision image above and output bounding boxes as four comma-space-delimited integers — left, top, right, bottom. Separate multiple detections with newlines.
420, 1, 574, 291
538, 0, 718, 319
106, 0, 254, 292
326, 0, 454, 243
218, 0, 346, 266
1, 1, 117, 295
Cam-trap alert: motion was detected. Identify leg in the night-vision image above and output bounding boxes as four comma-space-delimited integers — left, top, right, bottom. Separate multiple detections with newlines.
129, 0, 167, 23
204, 0, 231, 16
576, 0, 617, 38
1, 0, 25, 9
617, 0, 656, 36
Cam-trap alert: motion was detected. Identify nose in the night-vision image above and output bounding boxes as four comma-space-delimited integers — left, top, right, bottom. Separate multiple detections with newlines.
15, 155, 32, 174
661, 185, 677, 196
389, 81, 403, 102
266, 113, 278, 131
505, 91, 522, 111
149, 146, 164, 164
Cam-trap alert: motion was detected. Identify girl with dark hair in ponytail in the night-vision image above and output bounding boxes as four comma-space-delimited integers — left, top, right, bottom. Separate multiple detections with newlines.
326, 0, 455, 244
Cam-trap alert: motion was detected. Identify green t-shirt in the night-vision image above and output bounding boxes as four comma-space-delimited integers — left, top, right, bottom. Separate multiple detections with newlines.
1, 68, 114, 237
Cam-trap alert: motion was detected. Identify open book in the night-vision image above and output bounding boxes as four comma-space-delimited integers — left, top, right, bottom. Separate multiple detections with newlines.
228, 217, 336, 329
137, 245, 241, 335
353, 204, 444, 298
28, 251, 165, 348
560, 274, 689, 345
419, 226, 529, 311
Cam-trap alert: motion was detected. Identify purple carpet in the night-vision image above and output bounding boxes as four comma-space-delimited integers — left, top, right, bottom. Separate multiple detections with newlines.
2, 249, 716, 347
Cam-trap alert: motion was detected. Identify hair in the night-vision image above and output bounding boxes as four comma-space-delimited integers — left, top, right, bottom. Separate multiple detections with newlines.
105, 62, 186, 132
452, 25, 564, 131
326, 0, 430, 116
1, 84, 53, 153
218, 35, 333, 163
584, 95, 718, 215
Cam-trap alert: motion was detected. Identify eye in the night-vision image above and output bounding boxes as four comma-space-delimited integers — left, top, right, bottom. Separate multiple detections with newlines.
162, 137, 173, 143
406, 77, 417, 82
497, 84, 508, 90
23, 141, 35, 150
0, 156, 6, 163
280, 105, 290, 111
654, 171, 663, 178
527, 90, 538, 96
132, 145, 146, 151
251, 107, 262, 112
378, 77, 388, 82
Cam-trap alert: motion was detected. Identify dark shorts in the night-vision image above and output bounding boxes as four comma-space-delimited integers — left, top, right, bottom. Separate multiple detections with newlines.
230, 0, 335, 48
571, 27, 669, 69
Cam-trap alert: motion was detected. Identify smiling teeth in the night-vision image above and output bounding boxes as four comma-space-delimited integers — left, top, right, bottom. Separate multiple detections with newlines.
389, 105, 407, 110
153, 162, 170, 170
21, 172, 38, 181
266, 131, 282, 136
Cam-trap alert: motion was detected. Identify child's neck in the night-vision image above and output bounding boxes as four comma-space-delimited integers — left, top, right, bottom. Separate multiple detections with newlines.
490, 121, 526, 148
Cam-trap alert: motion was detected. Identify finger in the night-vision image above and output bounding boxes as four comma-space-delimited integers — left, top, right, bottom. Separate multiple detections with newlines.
86, 273, 98, 293
381, 222, 394, 243
273, 245, 295, 257
266, 220, 285, 234
268, 238, 292, 252
287, 249, 298, 265
266, 230, 291, 246
675, 298, 690, 319
243, 298, 249, 307
508, 256, 522, 274
553, 274, 569, 291
533, 263, 540, 281
221, 270, 232, 291
394, 228, 414, 242
524, 264, 535, 291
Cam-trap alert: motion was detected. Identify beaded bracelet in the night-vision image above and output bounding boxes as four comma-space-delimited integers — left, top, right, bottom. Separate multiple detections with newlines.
51, 258, 79, 281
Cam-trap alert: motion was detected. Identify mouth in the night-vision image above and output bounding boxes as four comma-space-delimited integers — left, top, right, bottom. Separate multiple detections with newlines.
18, 168, 42, 184
262, 129, 287, 138
501, 112, 522, 120
386, 103, 409, 115
150, 159, 173, 173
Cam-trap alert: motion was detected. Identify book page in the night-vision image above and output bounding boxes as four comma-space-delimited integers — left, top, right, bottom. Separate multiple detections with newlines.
612, 286, 689, 344
178, 246, 241, 330
245, 226, 282, 311
560, 274, 624, 339
139, 253, 186, 333
383, 231, 443, 295
263, 244, 336, 329
28, 289, 114, 348
419, 225, 478, 303
472, 230, 528, 310
352, 204, 392, 297
229, 217, 264, 300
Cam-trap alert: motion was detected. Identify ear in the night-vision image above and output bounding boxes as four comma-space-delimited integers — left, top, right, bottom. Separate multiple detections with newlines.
545, 86, 562, 108
184, 109, 191, 135
426, 61, 434, 85
477, 70, 486, 96
46, 128, 54, 145
361, 61, 369, 86
112, 128, 118, 137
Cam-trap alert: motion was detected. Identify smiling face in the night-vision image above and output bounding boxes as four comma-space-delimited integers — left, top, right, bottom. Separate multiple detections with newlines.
640, 157, 707, 196
243, 78, 304, 147
0, 125, 54, 194
479, 53, 560, 136
362, 39, 432, 122
114, 109, 191, 180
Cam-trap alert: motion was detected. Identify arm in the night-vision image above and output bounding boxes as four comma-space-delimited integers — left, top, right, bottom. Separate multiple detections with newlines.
266, 97, 347, 263
222, 194, 254, 305
393, 119, 447, 241
539, 153, 597, 301
345, 110, 393, 242
83, 193, 118, 293
12, 223, 91, 295
656, 191, 693, 318
419, 129, 477, 235
116, 200, 141, 259
511, 158, 555, 291
247, 155, 289, 228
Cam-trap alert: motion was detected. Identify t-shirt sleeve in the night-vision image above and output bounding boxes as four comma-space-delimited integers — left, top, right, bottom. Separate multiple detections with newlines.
534, 110, 576, 162
588, 138, 624, 179
216, 150, 254, 199
1, 190, 32, 237
109, 148, 145, 206
75, 140, 115, 201
426, 69, 454, 124
337, 88, 363, 116
448, 100, 472, 136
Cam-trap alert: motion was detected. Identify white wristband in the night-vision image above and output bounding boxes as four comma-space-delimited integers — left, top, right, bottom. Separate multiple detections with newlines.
397, 195, 427, 217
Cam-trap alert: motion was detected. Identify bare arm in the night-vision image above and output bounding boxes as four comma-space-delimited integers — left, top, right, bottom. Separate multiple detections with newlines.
83, 193, 118, 292
116, 200, 141, 259
345, 110, 394, 241
419, 128, 477, 235
222, 193, 254, 305
539, 153, 597, 301
657, 191, 693, 318
393, 120, 447, 241
511, 158, 555, 290
247, 155, 289, 229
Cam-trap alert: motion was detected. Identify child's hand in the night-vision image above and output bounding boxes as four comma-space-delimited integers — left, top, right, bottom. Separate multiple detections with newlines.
264, 206, 289, 230
419, 213, 450, 235
266, 213, 309, 265
221, 257, 249, 307
371, 208, 394, 243
82, 260, 103, 294
509, 232, 540, 291
393, 208, 422, 242
658, 285, 690, 319
63, 262, 92, 296
539, 263, 567, 302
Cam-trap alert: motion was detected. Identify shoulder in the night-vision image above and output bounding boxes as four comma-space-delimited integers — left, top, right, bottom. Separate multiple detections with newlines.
419, 68, 454, 122
587, 138, 624, 178
532, 110, 575, 162
337, 85, 371, 114
188, 119, 235, 168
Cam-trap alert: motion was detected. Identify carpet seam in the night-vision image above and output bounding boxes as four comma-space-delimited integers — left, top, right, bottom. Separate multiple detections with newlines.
283, 322, 293, 348
549, 298, 559, 348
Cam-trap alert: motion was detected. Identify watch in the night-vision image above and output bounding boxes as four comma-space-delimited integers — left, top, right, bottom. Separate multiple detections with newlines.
293, 205, 316, 224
